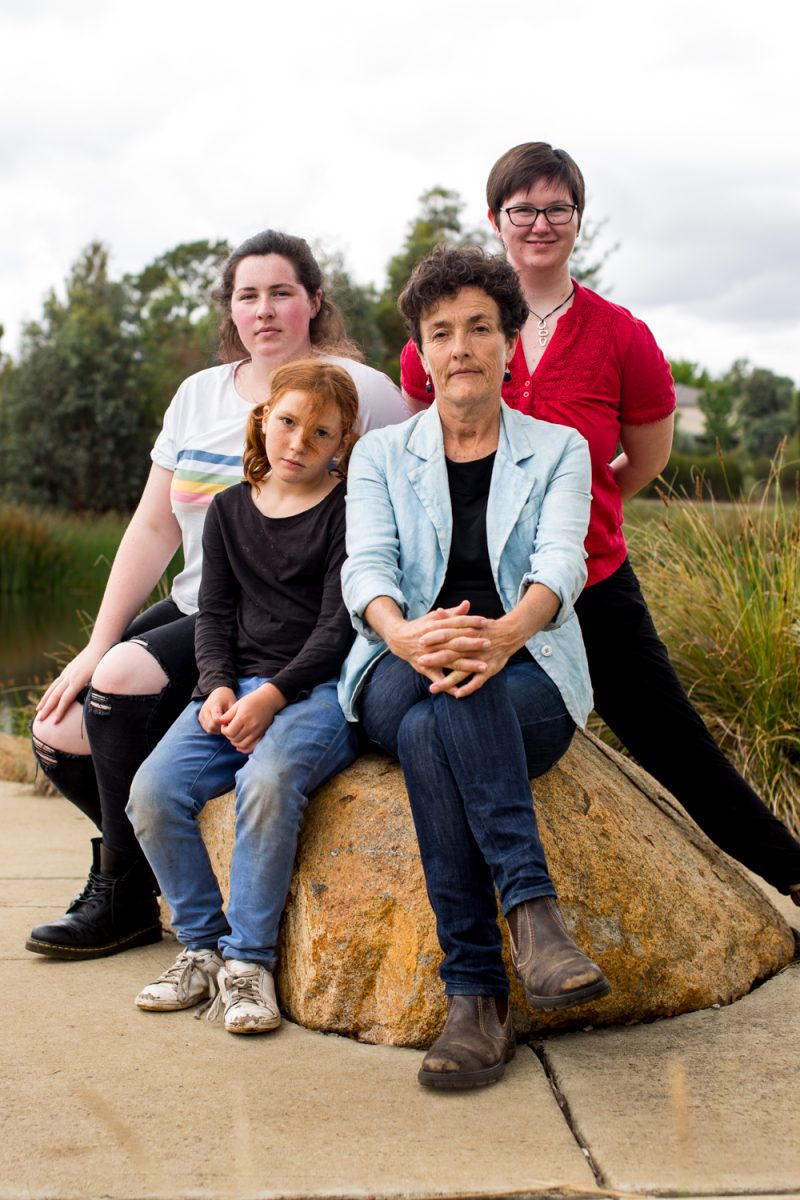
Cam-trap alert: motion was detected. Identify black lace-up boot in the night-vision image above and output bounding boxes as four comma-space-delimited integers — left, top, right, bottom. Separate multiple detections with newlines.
26, 842, 161, 960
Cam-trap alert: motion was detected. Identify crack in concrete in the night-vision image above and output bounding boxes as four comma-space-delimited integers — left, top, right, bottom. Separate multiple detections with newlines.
529, 1040, 609, 1193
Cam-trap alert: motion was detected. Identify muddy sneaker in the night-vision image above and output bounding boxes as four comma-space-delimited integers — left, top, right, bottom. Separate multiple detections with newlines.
135, 948, 223, 1012
214, 960, 281, 1034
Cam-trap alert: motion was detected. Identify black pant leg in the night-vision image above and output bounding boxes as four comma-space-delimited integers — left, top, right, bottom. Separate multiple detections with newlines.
83, 605, 199, 858
575, 560, 800, 893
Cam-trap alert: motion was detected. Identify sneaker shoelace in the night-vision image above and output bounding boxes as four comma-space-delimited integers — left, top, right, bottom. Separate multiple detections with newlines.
203, 967, 265, 1023
145, 950, 219, 1007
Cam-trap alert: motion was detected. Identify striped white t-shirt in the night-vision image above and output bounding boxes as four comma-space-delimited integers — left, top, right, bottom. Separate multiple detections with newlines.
151, 358, 408, 614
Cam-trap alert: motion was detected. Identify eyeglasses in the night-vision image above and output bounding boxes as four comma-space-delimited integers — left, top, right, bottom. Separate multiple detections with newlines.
500, 204, 578, 227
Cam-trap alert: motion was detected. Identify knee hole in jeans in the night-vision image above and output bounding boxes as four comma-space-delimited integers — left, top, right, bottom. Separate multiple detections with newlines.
31, 735, 58, 770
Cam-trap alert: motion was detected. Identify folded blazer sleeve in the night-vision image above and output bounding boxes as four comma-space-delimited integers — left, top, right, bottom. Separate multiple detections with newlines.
342, 436, 408, 641
518, 428, 592, 629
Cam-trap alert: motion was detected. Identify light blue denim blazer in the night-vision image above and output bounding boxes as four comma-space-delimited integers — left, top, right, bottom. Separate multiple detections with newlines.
338, 401, 593, 727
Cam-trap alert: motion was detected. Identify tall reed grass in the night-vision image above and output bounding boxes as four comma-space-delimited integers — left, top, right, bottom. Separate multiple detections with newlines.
0, 505, 129, 593
0, 506, 69, 593
627, 460, 800, 836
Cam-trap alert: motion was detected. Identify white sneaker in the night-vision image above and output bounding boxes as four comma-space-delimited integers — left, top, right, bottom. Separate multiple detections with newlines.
135, 947, 223, 1012
213, 960, 281, 1034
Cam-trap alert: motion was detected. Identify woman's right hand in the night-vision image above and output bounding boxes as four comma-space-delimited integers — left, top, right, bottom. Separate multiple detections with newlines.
385, 601, 490, 684
35, 643, 111, 723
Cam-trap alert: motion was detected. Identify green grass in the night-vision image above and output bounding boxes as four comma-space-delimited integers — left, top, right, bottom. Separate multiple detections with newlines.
625, 466, 800, 835
0, 504, 183, 595
0, 505, 129, 593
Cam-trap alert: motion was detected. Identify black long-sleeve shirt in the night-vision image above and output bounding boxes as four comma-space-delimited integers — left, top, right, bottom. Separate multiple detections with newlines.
193, 481, 354, 704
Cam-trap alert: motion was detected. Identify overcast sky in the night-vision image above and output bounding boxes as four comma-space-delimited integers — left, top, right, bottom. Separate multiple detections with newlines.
1, 0, 798, 384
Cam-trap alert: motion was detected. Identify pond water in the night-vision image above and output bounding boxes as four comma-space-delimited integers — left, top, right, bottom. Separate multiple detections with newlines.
0, 590, 103, 733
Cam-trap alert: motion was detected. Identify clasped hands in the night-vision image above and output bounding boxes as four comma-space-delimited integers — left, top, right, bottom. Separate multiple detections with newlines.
388, 600, 520, 699
198, 683, 286, 755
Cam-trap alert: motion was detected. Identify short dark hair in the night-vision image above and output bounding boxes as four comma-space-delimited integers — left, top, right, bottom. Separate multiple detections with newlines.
486, 142, 585, 226
214, 230, 360, 362
397, 244, 529, 348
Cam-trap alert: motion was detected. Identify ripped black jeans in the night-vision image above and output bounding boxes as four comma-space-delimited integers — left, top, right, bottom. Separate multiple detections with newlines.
32, 599, 198, 858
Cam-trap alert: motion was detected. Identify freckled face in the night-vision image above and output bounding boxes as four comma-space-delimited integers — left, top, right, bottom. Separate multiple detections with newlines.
419, 287, 516, 409
231, 254, 321, 363
263, 390, 347, 487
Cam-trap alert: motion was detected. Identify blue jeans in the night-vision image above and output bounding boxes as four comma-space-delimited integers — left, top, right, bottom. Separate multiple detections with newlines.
127, 677, 358, 969
360, 655, 575, 997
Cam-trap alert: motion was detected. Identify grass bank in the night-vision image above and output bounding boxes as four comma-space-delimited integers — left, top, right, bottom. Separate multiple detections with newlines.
625, 477, 799, 836
0, 505, 129, 593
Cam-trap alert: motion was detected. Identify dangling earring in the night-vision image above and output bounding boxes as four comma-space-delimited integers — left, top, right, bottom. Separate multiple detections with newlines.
503, 367, 512, 383
425, 375, 433, 395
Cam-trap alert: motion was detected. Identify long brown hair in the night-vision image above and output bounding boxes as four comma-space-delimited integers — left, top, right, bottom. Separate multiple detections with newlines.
214, 230, 362, 363
243, 359, 360, 487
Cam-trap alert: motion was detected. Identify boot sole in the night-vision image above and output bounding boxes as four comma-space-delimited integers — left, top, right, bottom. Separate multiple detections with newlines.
25, 923, 162, 961
418, 1043, 516, 1090
524, 976, 611, 1011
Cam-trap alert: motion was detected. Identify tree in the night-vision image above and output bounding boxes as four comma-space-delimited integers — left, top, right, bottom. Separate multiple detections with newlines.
4, 243, 152, 512
570, 216, 618, 291
314, 247, 385, 366
728, 361, 797, 458
669, 359, 711, 388
126, 239, 230, 434
697, 379, 739, 451
0, 325, 15, 500
376, 187, 490, 377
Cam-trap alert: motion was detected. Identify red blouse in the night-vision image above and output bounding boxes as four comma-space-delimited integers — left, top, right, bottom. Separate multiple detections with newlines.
400, 280, 675, 586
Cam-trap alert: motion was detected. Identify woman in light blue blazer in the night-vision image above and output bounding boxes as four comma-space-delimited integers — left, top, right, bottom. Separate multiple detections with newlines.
340, 245, 610, 1091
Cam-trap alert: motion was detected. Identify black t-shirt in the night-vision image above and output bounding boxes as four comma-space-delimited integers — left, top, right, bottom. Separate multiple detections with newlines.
435, 453, 505, 619
435, 452, 531, 665
193, 481, 354, 703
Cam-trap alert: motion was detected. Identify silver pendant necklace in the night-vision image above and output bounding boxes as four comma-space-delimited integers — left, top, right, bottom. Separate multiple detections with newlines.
528, 287, 575, 347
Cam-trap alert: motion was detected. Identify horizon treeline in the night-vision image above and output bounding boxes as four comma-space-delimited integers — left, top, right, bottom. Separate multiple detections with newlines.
0, 186, 797, 513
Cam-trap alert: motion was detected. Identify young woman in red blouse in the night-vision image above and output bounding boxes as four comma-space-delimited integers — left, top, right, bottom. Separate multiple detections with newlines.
401, 141, 800, 906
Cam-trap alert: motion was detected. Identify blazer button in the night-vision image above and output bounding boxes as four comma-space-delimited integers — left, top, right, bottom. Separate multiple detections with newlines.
541, 644, 552, 657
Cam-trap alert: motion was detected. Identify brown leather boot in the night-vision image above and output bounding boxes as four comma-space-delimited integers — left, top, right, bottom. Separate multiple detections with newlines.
418, 995, 515, 1090
507, 896, 610, 1011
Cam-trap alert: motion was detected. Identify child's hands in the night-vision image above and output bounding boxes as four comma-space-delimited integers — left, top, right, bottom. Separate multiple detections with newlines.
198, 687, 238, 735
220, 683, 287, 755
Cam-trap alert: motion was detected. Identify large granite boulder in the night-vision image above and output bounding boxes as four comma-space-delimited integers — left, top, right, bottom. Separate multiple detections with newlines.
192, 731, 795, 1047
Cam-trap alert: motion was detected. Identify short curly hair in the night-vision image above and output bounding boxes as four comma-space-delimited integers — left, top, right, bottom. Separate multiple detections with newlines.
397, 244, 528, 349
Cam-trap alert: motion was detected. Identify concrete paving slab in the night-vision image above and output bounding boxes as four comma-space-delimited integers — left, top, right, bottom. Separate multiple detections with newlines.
541, 963, 800, 1195
0, 780, 94, 878
1, 895, 96, 960
1, 782, 598, 1200
0, 878, 89, 909
1, 976, 596, 1200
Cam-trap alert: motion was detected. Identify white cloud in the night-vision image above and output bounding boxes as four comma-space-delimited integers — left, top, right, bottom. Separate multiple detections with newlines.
1, 0, 799, 383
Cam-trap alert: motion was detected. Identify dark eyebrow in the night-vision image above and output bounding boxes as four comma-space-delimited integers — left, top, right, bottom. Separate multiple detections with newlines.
428, 310, 495, 330
233, 280, 299, 294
